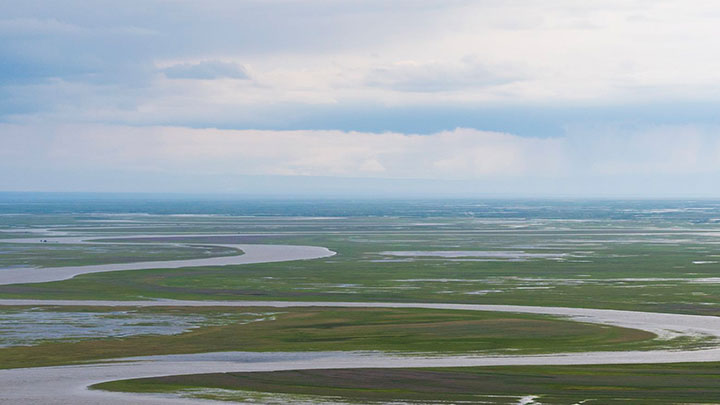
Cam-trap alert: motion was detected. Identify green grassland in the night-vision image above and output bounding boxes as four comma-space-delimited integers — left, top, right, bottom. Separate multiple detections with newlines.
0, 306, 662, 369
3, 223, 720, 315
93, 363, 720, 404
4, 209, 720, 401
0, 243, 239, 268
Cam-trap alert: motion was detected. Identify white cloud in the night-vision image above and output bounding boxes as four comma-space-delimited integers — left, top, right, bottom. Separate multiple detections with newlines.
0, 124, 564, 179
3, 123, 720, 185
0, 18, 84, 35
162, 61, 249, 80
8, 1, 720, 125
365, 58, 517, 92
4, 122, 720, 196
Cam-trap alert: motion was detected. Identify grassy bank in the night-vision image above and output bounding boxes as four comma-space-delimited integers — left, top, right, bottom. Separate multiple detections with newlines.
94, 363, 720, 404
2, 227, 720, 316
0, 306, 660, 369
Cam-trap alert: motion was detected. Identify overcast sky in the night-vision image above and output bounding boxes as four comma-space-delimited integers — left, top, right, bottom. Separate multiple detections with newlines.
3, 0, 720, 197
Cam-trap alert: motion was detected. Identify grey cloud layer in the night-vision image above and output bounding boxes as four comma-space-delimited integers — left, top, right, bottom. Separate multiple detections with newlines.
3, 123, 720, 196
5, 0, 720, 128
3, 1, 720, 195
162, 61, 249, 80
3, 123, 719, 178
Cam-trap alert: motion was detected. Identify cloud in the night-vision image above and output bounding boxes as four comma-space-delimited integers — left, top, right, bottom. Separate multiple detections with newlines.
162, 61, 249, 80
7, 1, 720, 127
365, 59, 517, 92
0, 18, 84, 36
4, 122, 720, 179
6, 0, 720, 135
4, 1, 720, 198
0, 124, 564, 179
3, 122, 720, 196
567, 124, 720, 175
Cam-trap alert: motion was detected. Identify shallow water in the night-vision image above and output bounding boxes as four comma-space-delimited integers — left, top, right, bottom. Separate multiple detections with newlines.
0, 235, 335, 285
0, 310, 205, 347
0, 309, 273, 347
2, 298, 720, 403
2, 231, 720, 403
379, 250, 567, 259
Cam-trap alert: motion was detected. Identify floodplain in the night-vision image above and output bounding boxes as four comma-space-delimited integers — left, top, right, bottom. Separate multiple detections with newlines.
3, 199, 720, 403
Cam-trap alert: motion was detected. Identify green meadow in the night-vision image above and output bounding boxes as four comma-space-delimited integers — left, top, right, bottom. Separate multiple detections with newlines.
2, 218, 720, 316
94, 363, 720, 404
4, 206, 720, 403
0, 305, 663, 369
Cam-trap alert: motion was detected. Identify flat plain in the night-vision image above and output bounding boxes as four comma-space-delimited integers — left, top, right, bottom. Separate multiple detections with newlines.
3, 199, 720, 403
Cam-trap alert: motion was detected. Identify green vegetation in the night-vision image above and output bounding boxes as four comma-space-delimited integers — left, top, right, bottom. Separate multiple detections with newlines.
5, 208, 720, 401
93, 363, 720, 404
0, 243, 239, 268
3, 227, 720, 316
0, 306, 660, 369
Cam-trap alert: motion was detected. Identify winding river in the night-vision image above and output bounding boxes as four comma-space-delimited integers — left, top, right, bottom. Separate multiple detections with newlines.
0, 235, 335, 285
1, 234, 720, 404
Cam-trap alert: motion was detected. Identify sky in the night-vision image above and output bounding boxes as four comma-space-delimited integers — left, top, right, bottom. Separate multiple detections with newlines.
3, 0, 720, 197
